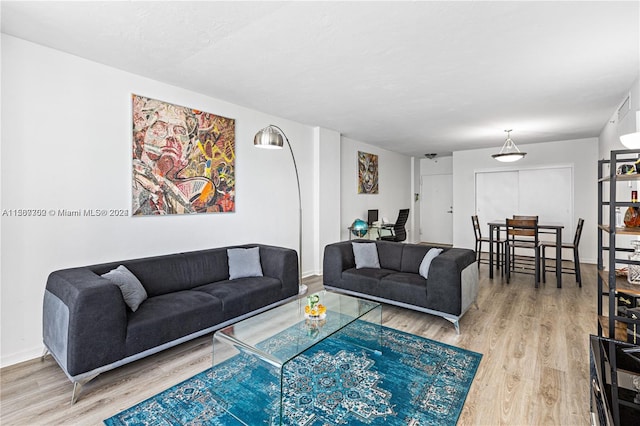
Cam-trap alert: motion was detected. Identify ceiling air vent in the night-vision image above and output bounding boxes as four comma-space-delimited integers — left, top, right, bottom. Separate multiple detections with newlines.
618, 93, 631, 121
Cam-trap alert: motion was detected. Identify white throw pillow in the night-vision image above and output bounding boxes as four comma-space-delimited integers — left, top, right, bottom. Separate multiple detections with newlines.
227, 247, 264, 280
419, 248, 443, 279
102, 265, 148, 312
352, 242, 381, 269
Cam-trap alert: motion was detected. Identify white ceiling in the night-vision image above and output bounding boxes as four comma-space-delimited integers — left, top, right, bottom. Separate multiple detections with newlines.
2, 1, 639, 156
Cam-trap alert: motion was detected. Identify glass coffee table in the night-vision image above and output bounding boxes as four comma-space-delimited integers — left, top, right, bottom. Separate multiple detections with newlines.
213, 290, 381, 425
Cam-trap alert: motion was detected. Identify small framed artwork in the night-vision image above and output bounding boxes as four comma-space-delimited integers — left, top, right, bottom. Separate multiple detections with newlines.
358, 151, 379, 194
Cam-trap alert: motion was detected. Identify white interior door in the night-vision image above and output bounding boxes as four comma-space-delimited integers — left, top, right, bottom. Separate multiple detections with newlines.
420, 174, 453, 244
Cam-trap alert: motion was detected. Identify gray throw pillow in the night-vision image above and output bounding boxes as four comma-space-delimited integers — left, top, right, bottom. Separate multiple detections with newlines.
228, 247, 263, 280
419, 248, 443, 279
101, 265, 148, 312
352, 242, 381, 269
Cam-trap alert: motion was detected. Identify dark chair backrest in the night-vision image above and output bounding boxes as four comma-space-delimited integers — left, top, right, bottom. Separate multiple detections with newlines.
392, 209, 410, 242
506, 218, 539, 245
367, 209, 379, 226
573, 218, 585, 247
471, 215, 482, 240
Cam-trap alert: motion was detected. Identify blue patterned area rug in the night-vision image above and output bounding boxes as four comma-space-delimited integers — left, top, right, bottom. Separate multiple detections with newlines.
104, 321, 481, 425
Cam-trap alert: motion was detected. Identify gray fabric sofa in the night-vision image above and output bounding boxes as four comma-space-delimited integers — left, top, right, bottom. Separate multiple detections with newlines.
323, 240, 478, 333
42, 244, 298, 402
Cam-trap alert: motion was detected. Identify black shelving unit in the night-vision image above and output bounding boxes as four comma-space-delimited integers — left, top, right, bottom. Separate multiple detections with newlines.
590, 335, 640, 425
595, 149, 640, 425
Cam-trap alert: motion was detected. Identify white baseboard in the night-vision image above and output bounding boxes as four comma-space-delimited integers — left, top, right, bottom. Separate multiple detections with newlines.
1, 345, 43, 369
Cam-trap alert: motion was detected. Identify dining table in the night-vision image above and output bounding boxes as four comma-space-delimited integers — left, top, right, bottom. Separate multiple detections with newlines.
487, 220, 564, 288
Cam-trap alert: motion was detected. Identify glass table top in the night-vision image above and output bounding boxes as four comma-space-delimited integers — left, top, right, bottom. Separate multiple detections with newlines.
213, 290, 381, 367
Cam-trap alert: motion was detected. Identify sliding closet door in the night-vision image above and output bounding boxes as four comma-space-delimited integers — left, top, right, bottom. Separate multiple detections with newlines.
475, 170, 518, 237
475, 166, 573, 243
518, 167, 573, 243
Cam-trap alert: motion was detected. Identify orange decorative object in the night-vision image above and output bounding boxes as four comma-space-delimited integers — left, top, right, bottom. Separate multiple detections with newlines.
624, 206, 640, 227
625, 190, 640, 228
304, 293, 327, 319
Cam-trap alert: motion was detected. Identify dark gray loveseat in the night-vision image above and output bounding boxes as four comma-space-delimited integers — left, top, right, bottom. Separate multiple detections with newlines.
43, 244, 298, 402
323, 240, 477, 333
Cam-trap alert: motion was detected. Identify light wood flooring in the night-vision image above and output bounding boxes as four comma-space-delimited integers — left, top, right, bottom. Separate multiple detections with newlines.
1, 263, 597, 425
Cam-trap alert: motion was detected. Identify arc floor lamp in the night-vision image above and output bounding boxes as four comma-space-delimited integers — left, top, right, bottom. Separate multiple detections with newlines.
254, 125, 307, 295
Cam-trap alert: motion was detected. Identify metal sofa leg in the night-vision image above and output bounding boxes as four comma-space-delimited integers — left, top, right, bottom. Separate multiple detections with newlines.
40, 345, 96, 405
40, 346, 97, 405
445, 317, 461, 335
71, 374, 99, 404
71, 382, 82, 405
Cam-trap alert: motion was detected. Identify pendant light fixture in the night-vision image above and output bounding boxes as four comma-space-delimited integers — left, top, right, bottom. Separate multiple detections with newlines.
620, 111, 640, 149
491, 129, 526, 162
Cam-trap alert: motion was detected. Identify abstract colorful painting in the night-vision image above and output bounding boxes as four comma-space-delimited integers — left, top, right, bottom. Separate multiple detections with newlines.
358, 151, 379, 194
132, 94, 235, 215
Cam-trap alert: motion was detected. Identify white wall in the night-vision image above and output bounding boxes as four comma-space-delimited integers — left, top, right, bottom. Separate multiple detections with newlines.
452, 138, 599, 263
420, 155, 454, 176
410, 157, 421, 243
313, 127, 341, 274
340, 137, 412, 242
0, 35, 326, 366
599, 76, 640, 158
597, 76, 640, 265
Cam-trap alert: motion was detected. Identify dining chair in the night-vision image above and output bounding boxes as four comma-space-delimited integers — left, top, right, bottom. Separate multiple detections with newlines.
512, 215, 546, 247
505, 218, 542, 286
541, 218, 584, 287
379, 209, 409, 242
516, 215, 563, 242
471, 215, 505, 271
